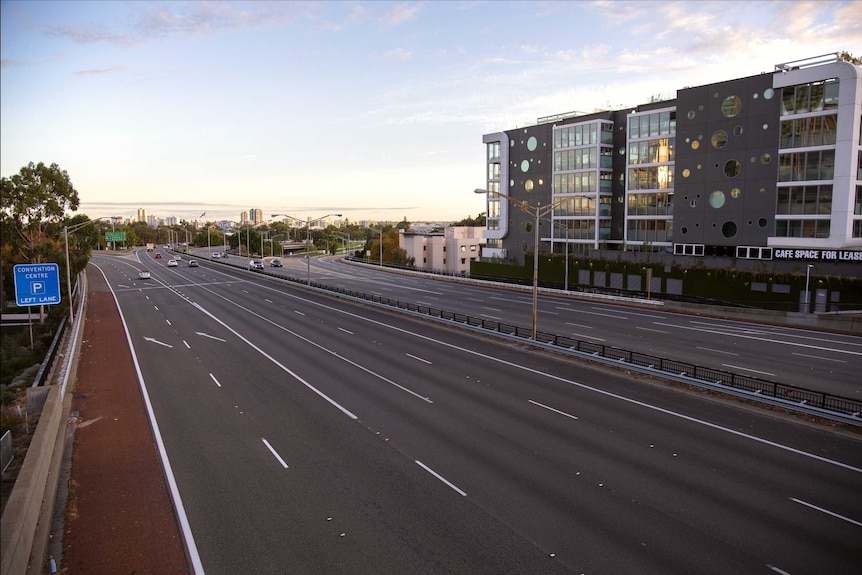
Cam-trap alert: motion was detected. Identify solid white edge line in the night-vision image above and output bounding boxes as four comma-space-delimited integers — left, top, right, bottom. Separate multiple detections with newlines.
262, 438, 289, 469
790, 497, 862, 527
415, 461, 467, 496
209, 373, 222, 387
93, 262, 206, 575
766, 565, 793, 575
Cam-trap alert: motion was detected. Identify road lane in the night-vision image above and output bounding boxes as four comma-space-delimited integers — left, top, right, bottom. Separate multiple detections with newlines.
93, 253, 862, 574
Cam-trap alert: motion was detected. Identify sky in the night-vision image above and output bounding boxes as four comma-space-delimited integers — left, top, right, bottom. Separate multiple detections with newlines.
2, 1, 861, 225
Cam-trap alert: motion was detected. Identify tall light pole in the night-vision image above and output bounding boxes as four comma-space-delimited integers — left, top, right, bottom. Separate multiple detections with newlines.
272, 213, 342, 284
64, 217, 113, 324
474, 188, 565, 340
805, 264, 815, 313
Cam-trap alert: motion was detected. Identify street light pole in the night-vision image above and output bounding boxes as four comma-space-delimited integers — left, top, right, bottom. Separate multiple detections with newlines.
64, 217, 112, 324
272, 213, 342, 284
474, 188, 564, 340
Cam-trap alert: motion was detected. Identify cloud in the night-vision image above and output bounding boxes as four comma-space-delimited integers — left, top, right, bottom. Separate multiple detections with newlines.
379, 3, 421, 28
75, 66, 123, 76
383, 47, 412, 61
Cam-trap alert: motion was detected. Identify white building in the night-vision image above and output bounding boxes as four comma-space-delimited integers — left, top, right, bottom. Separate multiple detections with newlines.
399, 227, 484, 275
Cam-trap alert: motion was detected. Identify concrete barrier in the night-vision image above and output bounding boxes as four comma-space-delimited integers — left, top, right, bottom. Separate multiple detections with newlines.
0, 386, 63, 575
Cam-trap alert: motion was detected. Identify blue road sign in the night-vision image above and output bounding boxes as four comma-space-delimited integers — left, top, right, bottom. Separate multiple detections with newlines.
13, 263, 62, 307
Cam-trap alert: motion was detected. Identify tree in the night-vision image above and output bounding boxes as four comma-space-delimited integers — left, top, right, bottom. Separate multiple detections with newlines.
1, 162, 80, 264
839, 51, 862, 65
452, 212, 487, 227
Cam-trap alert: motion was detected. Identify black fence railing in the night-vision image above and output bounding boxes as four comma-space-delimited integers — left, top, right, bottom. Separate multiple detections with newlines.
214, 256, 862, 421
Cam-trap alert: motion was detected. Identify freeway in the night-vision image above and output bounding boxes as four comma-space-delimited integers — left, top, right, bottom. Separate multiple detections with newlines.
91, 251, 862, 574
192, 248, 862, 398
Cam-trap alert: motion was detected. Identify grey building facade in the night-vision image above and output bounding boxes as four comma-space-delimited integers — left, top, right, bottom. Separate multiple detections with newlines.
478, 54, 862, 266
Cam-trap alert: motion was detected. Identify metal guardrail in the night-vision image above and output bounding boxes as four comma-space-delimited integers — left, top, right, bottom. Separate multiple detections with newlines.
204, 255, 862, 425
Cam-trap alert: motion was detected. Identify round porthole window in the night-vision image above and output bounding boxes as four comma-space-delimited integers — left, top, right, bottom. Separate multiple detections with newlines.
525, 179, 534, 192
721, 95, 742, 118
763, 88, 774, 99
527, 136, 537, 151
724, 160, 741, 178
520, 160, 530, 172
682, 168, 691, 178
709, 190, 726, 208
721, 221, 738, 238
711, 130, 728, 149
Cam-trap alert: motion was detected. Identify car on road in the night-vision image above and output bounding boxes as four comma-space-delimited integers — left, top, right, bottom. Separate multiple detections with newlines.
137, 270, 151, 279
270, 259, 283, 267
167, 259, 178, 267
212, 252, 221, 258
188, 260, 199, 267
221, 252, 229, 258
154, 253, 162, 259
249, 259, 264, 270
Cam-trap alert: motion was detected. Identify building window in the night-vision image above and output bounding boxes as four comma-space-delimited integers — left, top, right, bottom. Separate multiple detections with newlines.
779, 114, 838, 148
776, 185, 832, 215
780, 79, 839, 115
555, 123, 598, 148
775, 219, 831, 238
627, 166, 674, 190
853, 220, 862, 238
629, 111, 676, 139
777, 150, 835, 182
460, 245, 466, 252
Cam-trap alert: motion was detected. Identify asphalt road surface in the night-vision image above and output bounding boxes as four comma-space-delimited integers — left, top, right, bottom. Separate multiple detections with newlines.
92, 251, 862, 575
191, 248, 862, 398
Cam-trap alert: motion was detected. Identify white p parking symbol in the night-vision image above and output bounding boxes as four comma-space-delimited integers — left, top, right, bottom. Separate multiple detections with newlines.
31, 281, 45, 295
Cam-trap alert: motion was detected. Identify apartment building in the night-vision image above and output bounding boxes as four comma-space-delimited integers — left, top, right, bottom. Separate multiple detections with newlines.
478, 54, 862, 266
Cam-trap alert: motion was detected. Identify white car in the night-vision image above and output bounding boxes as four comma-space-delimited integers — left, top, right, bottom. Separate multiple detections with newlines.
167, 259, 178, 267
249, 259, 264, 270
137, 270, 151, 279
212, 252, 221, 258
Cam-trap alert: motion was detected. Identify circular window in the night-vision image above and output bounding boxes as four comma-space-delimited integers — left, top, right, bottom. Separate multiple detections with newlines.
753, 93, 759, 99
687, 110, 696, 120
709, 191, 726, 208
527, 136, 537, 151
721, 221, 738, 238
538, 178, 543, 186
525, 179, 534, 192
510, 179, 514, 187
618, 147, 625, 155
711, 130, 728, 149
761, 153, 772, 164
724, 160, 741, 178
730, 187, 741, 198
691, 140, 700, 150
758, 218, 768, 228
721, 95, 742, 118
690, 199, 698, 207
520, 160, 530, 172
510, 141, 515, 147
682, 168, 691, 178
680, 226, 688, 235
763, 88, 774, 100
733, 126, 743, 136
762, 123, 768, 130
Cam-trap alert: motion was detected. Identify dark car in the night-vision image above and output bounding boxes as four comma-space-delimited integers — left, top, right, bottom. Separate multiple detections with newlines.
270, 259, 283, 267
